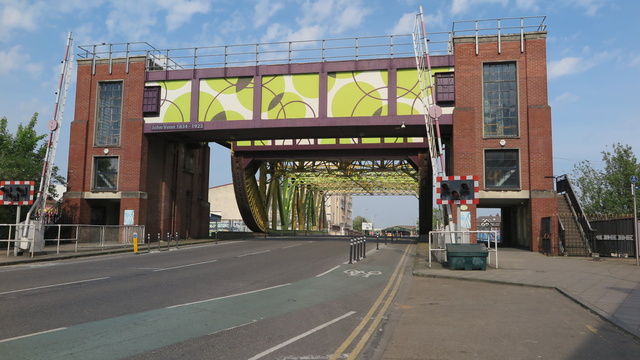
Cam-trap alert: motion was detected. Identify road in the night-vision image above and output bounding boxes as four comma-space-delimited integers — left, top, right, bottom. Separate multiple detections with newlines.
0, 237, 413, 359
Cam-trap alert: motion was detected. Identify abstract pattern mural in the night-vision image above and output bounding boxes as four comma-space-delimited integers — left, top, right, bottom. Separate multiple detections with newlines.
144, 80, 191, 123
396, 67, 454, 116
327, 70, 388, 117
199, 77, 254, 121
261, 74, 319, 119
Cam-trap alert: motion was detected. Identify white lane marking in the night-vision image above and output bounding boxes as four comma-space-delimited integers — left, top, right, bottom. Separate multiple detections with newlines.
153, 259, 218, 272
282, 244, 301, 249
248, 311, 356, 360
237, 250, 271, 257
0, 327, 67, 343
208, 320, 257, 336
0, 277, 110, 296
166, 283, 291, 309
316, 265, 340, 277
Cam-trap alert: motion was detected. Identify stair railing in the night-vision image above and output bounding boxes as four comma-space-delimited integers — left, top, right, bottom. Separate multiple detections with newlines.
556, 175, 596, 253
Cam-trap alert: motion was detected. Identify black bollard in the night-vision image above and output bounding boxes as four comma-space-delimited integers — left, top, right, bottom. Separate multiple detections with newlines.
349, 238, 354, 264
363, 237, 367, 258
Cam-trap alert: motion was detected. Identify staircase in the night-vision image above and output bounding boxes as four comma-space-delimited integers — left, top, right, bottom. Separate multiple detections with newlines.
557, 194, 591, 256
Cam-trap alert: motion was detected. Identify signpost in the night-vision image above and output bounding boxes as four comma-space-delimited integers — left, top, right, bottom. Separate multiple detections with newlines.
632, 176, 639, 266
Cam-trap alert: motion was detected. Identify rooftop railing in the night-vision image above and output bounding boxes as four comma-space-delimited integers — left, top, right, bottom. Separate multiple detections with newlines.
76, 16, 546, 73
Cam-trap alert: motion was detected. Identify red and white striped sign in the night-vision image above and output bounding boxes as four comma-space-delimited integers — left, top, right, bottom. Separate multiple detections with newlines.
435, 175, 479, 205
0, 181, 35, 205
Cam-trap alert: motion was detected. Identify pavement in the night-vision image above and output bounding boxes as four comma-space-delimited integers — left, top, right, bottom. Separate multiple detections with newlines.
2, 240, 640, 358
409, 243, 640, 342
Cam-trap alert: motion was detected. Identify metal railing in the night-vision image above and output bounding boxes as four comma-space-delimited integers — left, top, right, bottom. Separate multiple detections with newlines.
556, 174, 595, 253
1, 224, 145, 255
76, 16, 546, 74
452, 16, 547, 54
428, 230, 499, 268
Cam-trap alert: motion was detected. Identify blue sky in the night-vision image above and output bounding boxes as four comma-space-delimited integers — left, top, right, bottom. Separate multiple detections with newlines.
1, 0, 638, 228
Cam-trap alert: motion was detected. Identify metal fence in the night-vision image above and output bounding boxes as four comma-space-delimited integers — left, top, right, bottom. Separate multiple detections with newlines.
1, 224, 145, 255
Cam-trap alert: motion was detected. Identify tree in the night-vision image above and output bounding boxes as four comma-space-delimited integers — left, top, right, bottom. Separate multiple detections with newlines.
352, 216, 370, 231
571, 143, 640, 215
0, 113, 65, 224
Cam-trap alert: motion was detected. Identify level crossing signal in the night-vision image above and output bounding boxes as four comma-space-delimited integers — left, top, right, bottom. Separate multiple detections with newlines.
0, 181, 35, 205
436, 176, 479, 205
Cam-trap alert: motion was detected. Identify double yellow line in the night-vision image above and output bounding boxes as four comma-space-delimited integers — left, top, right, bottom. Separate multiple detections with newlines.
330, 243, 413, 360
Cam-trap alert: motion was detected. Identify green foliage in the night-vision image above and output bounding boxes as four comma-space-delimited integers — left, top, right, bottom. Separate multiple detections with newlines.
352, 215, 369, 231
571, 143, 640, 215
0, 114, 66, 224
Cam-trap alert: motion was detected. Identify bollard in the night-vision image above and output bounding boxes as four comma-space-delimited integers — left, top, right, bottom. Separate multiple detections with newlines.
167, 232, 171, 250
349, 238, 354, 264
133, 232, 138, 254
363, 237, 367, 258
157, 233, 161, 250
357, 238, 362, 261
175, 232, 179, 249
376, 235, 379, 250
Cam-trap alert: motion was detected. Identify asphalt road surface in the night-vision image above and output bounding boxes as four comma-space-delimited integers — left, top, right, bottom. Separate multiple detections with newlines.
0, 237, 412, 359
1, 237, 639, 360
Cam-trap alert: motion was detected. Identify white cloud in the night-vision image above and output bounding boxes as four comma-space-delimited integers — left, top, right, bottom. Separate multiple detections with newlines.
552, 92, 580, 106
297, 0, 372, 35
515, 0, 539, 11
0, 45, 42, 78
254, 0, 285, 28
0, 1, 43, 41
451, 0, 508, 15
548, 57, 586, 79
390, 13, 415, 35
548, 51, 610, 79
565, 0, 606, 16
631, 55, 640, 67
162, 0, 211, 32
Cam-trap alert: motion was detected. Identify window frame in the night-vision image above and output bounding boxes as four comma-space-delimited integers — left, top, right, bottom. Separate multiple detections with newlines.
92, 156, 119, 191
143, 85, 161, 116
484, 149, 520, 190
482, 61, 519, 138
435, 72, 455, 105
95, 81, 124, 147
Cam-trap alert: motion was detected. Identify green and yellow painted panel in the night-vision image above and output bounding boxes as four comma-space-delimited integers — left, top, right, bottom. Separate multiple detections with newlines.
144, 80, 191, 123
327, 70, 388, 117
262, 74, 319, 119
199, 77, 254, 121
396, 67, 453, 115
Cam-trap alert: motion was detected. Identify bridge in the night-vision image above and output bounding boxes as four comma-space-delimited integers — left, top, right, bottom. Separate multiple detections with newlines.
65, 15, 557, 253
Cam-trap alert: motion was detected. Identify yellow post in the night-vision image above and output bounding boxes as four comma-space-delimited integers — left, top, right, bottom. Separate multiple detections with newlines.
133, 232, 138, 253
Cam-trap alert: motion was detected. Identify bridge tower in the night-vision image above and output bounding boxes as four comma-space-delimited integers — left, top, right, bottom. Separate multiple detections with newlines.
63, 55, 211, 239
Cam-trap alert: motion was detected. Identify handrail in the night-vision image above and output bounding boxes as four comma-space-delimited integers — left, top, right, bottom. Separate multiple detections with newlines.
556, 174, 596, 252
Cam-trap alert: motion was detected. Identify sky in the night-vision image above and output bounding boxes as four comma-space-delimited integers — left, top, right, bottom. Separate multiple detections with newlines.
1, 0, 639, 228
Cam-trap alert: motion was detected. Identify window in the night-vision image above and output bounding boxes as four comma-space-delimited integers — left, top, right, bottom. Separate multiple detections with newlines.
143, 86, 161, 116
483, 62, 518, 137
95, 82, 123, 146
485, 150, 519, 189
93, 157, 119, 191
435, 72, 454, 104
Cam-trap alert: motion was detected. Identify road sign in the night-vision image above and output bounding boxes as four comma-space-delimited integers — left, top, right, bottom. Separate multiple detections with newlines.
631, 175, 638, 184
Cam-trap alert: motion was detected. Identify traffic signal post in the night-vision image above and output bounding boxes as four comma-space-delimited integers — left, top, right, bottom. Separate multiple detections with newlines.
0, 181, 36, 255
436, 176, 479, 233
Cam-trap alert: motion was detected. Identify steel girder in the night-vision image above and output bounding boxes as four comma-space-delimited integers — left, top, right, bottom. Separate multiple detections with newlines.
231, 154, 421, 233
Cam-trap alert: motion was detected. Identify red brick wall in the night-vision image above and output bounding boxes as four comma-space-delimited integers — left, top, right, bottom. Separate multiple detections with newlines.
63, 59, 210, 239
452, 34, 559, 253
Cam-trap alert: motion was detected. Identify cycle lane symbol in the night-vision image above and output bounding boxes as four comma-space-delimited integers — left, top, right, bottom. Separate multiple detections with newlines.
344, 269, 382, 278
